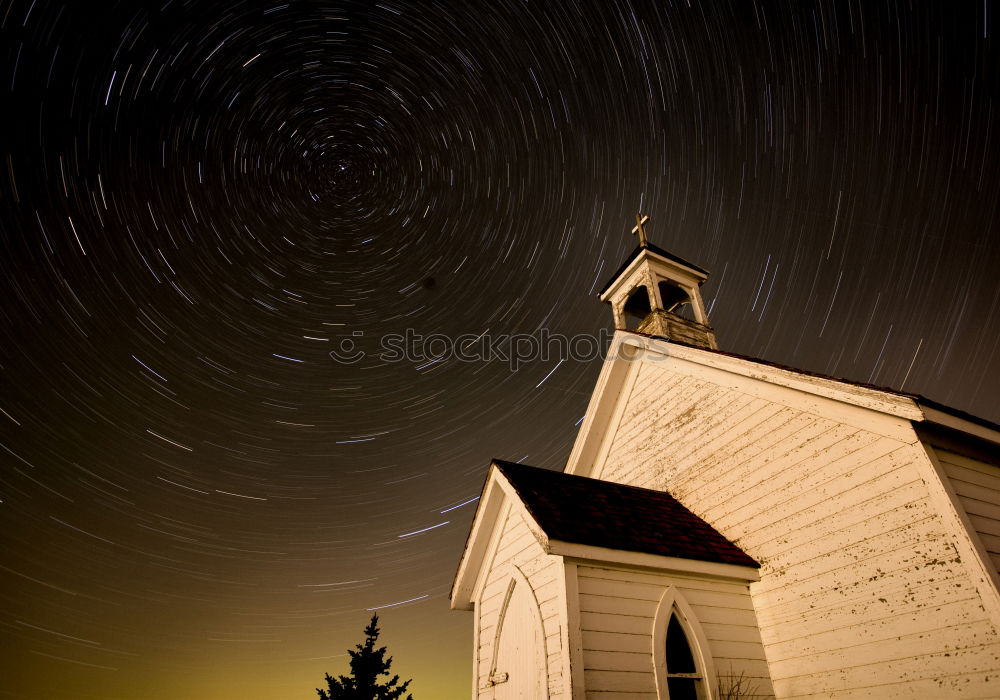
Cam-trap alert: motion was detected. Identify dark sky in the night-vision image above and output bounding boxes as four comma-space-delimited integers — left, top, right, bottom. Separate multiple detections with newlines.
1, 1, 998, 698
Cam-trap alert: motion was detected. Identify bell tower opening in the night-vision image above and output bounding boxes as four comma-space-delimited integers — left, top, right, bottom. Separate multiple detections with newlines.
622, 285, 652, 330
598, 214, 718, 349
657, 280, 698, 322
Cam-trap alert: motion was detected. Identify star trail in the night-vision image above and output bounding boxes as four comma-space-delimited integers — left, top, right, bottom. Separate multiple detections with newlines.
1, 1, 999, 698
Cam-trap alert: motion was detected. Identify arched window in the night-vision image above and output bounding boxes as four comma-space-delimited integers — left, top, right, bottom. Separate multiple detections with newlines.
665, 613, 701, 699
653, 587, 715, 700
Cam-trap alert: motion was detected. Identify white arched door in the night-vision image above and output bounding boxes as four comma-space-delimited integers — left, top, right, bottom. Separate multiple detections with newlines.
490, 574, 546, 699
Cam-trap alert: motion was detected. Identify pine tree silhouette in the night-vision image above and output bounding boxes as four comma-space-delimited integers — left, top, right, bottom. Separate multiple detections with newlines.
316, 614, 414, 700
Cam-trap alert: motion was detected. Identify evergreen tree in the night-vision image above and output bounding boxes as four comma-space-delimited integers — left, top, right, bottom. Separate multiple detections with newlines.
316, 614, 414, 700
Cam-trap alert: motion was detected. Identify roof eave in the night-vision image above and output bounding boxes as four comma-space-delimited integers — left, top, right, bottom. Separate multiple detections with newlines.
548, 539, 760, 581
630, 332, 926, 420
565, 332, 927, 477
598, 246, 710, 300
917, 402, 1000, 446
449, 461, 552, 610
634, 332, 1000, 442
449, 463, 504, 610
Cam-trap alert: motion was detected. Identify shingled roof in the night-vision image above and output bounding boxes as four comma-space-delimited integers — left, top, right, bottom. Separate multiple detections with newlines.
493, 460, 758, 569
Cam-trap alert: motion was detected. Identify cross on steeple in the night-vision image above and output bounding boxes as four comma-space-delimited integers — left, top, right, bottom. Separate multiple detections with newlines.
600, 212, 718, 349
632, 214, 650, 247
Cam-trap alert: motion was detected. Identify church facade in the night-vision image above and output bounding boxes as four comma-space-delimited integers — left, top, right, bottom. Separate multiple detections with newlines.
451, 222, 1000, 699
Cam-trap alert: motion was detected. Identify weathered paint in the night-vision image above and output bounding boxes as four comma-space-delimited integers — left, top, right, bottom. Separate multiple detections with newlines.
599, 247, 718, 350
455, 328, 1000, 698
475, 502, 566, 698
575, 564, 775, 699
936, 448, 1000, 575
583, 350, 1000, 698
492, 572, 547, 698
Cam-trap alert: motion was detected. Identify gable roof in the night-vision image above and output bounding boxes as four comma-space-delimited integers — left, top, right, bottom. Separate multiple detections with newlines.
565, 331, 1000, 482
633, 330, 1000, 436
494, 460, 758, 568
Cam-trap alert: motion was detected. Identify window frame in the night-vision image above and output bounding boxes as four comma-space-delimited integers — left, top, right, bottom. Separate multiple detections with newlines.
652, 586, 717, 700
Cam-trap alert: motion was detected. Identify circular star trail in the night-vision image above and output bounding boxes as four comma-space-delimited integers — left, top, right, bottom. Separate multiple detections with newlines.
1, 1, 999, 698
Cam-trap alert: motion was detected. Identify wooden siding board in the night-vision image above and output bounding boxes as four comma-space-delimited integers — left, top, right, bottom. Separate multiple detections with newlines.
474, 504, 567, 697
578, 579, 754, 612
588, 359, 1000, 697
751, 535, 965, 618
968, 513, 1000, 538
939, 450, 1000, 475
576, 564, 773, 698
706, 431, 895, 535
706, 639, 771, 660
765, 616, 1000, 679
937, 447, 1000, 583
957, 495, 1000, 522
775, 642, 1000, 696
944, 460, 1000, 491
725, 473, 924, 577
580, 611, 650, 635
577, 564, 753, 593
660, 396, 780, 478
701, 622, 773, 644
750, 476, 927, 558
976, 531, 1000, 556
582, 629, 650, 654
753, 509, 948, 590
766, 570, 936, 630
584, 669, 657, 693
763, 597, 992, 662
757, 577, 979, 638
584, 650, 654, 672
579, 593, 658, 618
676, 409, 827, 495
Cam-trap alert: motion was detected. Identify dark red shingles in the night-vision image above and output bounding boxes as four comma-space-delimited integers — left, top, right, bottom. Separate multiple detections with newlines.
494, 460, 758, 569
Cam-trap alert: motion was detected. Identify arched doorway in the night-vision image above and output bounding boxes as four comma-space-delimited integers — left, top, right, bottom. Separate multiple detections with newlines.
489, 572, 547, 698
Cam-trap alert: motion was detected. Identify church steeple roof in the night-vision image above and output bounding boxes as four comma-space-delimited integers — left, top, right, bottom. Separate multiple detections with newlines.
597, 242, 709, 297
598, 214, 718, 349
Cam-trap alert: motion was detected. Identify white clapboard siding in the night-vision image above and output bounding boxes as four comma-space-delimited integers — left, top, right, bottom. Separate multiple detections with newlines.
592, 360, 1000, 698
936, 448, 1000, 574
475, 505, 566, 698
576, 565, 775, 699
773, 627, 1000, 697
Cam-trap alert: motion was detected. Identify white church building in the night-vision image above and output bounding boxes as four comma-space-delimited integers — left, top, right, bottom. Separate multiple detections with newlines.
451, 219, 1000, 699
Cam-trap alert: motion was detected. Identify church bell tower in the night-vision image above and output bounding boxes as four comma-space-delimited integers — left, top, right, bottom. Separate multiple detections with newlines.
598, 215, 718, 350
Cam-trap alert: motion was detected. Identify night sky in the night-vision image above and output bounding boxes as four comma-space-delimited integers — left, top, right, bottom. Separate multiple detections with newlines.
2, 1, 999, 698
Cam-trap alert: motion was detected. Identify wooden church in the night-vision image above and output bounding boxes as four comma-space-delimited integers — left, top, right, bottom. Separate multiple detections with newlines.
451, 217, 1000, 699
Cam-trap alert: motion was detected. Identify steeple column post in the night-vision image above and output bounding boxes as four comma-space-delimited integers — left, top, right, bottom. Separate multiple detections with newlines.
612, 299, 627, 330
645, 269, 663, 310
689, 288, 710, 326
